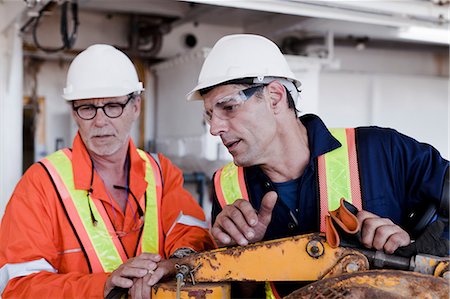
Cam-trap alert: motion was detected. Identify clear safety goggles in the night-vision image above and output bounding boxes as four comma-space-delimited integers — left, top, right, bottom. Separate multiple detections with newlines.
203, 84, 266, 124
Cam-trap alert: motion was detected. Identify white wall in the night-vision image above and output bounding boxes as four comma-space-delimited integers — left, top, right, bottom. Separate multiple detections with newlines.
0, 23, 23, 218
317, 72, 448, 158
315, 46, 449, 159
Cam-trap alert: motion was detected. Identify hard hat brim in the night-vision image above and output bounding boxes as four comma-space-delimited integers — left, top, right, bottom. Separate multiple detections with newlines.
63, 84, 144, 101
186, 76, 301, 102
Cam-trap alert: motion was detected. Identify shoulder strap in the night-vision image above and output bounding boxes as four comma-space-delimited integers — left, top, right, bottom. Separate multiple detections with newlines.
317, 128, 362, 232
136, 149, 164, 256
214, 162, 248, 208
41, 149, 127, 272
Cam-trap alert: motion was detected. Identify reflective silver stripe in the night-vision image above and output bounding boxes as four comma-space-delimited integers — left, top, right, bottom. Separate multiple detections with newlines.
166, 211, 209, 237
150, 153, 160, 168
57, 248, 82, 255
0, 258, 57, 294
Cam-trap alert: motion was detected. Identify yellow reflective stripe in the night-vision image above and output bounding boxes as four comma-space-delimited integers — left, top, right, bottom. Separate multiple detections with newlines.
46, 151, 123, 272
325, 128, 352, 210
137, 149, 159, 254
219, 162, 244, 205
264, 282, 277, 299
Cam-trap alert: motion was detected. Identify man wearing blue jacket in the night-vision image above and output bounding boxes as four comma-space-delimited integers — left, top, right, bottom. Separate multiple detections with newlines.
187, 34, 449, 297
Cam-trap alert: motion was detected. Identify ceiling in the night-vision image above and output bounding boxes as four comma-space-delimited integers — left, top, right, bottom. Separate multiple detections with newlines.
76, 0, 450, 46
5, 0, 448, 60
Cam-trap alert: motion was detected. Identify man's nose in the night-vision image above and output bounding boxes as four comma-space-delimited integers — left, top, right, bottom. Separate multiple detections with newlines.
92, 107, 108, 125
209, 113, 228, 136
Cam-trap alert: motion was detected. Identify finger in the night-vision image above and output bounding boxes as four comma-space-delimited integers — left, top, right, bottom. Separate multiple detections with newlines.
234, 199, 258, 227
211, 225, 233, 246
110, 275, 134, 289
371, 224, 400, 251
137, 260, 158, 272
139, 275, 152, 299
120, 266, 149, 279
147, 266, 163, 286
383, 230, 411, 254
258, 191, 277, 226
218, 216, 249, 246
137, 253, 162, 263
360, 216, 393, 248
356, 210, 378, 224
121, 257, 159, 276
130, 278, 143, 299
223, 204, 256, 238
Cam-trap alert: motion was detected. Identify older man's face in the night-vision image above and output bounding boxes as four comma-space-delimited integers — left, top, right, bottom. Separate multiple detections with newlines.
72, 95, 140, 157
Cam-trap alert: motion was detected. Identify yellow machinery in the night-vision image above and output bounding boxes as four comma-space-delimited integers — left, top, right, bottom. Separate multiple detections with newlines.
150, 233, 449, 298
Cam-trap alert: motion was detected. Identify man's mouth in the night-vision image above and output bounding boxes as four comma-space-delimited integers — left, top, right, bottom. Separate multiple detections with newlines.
92, 134, 113, 139
225, 139, 241, 152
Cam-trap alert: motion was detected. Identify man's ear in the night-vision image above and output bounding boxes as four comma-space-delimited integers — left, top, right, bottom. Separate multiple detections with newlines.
132, 96, 142, 117
267, 81, 287, 113
71, 109, 79, 125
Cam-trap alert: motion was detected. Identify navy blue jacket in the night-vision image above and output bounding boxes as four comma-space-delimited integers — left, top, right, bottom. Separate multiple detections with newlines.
211, 114, 449, 241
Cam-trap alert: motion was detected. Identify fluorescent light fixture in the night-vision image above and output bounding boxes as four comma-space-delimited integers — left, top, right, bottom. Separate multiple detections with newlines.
397, 26, 449, 45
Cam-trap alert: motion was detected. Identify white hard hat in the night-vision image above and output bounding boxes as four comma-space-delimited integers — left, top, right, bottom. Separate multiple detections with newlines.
63, 44, 144, 101
187, 34, 301, 104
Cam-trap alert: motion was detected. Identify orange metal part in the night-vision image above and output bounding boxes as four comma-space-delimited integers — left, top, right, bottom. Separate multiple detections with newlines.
151, 281, 230, 299
181, 233, 369, 282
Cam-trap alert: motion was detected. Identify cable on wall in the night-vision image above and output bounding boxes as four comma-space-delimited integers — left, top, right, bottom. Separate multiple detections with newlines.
29, 0, 79, 53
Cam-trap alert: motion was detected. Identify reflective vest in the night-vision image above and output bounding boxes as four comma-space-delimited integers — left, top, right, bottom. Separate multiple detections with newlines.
40, 148, 163, 273
214, 128, 362, 299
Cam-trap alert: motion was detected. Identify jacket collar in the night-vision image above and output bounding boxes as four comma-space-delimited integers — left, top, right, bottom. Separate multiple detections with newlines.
300, 114, 341, 159
71, 132, 148, 200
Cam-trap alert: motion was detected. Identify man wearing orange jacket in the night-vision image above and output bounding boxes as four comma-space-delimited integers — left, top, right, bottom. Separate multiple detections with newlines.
0, 44, 215, 299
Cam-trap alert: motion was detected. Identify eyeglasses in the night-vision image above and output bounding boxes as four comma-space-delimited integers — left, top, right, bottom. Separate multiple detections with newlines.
204, 84, 266, 124
73, 94, 135, 120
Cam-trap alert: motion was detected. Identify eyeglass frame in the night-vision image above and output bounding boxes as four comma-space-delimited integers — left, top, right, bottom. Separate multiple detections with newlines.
203, 84, 267, 124
72, 93, 136, 120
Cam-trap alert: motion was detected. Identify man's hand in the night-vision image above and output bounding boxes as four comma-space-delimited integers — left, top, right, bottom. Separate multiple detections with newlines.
211, 191, 278, 246
357, 210, 410, 254
104, 253, 161, 298
128, 258, 178, 299
395, 219, 449, 257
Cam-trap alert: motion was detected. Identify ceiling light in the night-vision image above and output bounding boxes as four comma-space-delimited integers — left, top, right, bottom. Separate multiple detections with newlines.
397, 26, 449, 45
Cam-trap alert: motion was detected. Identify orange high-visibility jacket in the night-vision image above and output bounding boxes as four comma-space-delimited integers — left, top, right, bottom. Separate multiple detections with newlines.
0, 133, 215, 298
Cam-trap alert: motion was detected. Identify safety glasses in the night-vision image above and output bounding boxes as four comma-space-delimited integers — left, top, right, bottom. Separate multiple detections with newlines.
204, 84, 266, 124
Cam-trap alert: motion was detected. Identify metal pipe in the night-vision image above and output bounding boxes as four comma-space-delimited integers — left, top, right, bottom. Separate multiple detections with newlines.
284, 0, 447, 26
356, 248, 413, 271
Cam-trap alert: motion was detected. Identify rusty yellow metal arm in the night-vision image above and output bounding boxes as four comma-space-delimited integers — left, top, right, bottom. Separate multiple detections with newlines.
180, 233, 369, 282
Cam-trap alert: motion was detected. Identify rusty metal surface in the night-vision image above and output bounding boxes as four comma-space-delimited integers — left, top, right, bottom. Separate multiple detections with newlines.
322, 254, 369, 279
434, 260, 449, 278
180, 234, 369, 282
284, 270, 450, 299
413, 254, 450, 277
151, 281, 230, 299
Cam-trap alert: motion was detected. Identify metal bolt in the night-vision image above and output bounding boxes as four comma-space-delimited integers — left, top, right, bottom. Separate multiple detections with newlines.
346, 262, 360, 273
306, 239, 324, 258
